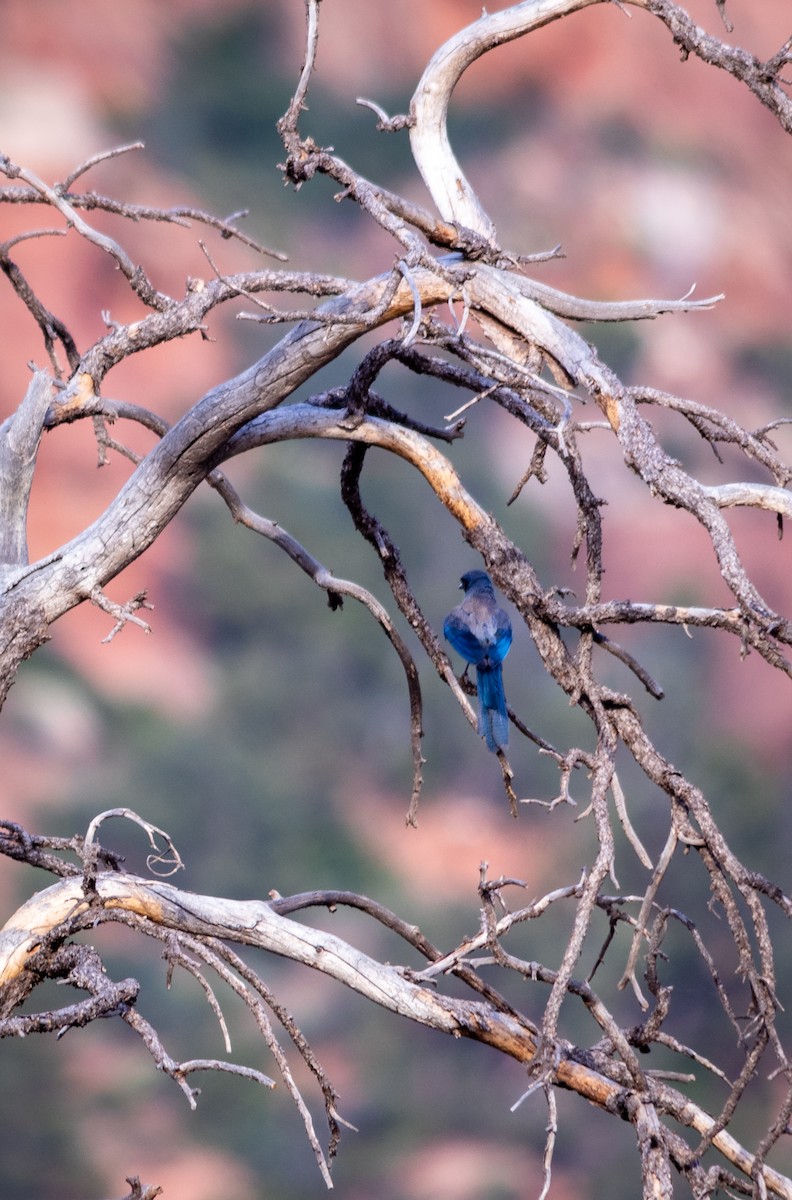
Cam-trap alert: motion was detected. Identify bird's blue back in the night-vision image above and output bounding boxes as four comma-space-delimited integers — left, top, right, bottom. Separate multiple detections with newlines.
444, 569, 512, 753
443, 570, 512, 669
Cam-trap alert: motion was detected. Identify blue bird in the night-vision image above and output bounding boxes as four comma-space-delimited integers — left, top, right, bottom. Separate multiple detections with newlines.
444, 569, 513, 753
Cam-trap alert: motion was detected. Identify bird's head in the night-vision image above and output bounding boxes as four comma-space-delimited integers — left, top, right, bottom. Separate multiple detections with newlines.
459, 569, 493, 592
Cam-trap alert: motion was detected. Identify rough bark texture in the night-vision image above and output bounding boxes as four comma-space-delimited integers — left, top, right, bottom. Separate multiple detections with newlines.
2, 2, 792, 1197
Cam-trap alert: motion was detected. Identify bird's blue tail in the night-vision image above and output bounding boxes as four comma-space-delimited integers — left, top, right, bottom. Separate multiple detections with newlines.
476, 664, 509, 752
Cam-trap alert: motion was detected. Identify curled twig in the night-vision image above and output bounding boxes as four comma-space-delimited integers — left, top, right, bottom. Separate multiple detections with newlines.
84, 808, 183, 878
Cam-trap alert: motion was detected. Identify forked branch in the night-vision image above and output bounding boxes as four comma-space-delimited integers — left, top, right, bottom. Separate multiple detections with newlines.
0, 820, 791, 1198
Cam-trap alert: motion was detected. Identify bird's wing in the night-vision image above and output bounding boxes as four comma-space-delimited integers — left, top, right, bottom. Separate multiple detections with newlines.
492, 607, 513, 660
444, 609, 485, 664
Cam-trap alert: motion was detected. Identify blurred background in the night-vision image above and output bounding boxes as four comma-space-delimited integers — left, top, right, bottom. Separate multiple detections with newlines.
1, 1, 792, 1197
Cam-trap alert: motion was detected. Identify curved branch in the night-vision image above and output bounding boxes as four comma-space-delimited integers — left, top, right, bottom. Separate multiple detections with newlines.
211, 472, 425, 814
0, 872, 527, 1038
516, 276, 724, 323
409, 0, 603, 240
224, 404, 494, 536
702, 482, 792, 518
1, 870, 791, 1199
409, 0, 792, 248
6, 251, 721, 670
0, 269, 450, 647
635, 0, 792, 135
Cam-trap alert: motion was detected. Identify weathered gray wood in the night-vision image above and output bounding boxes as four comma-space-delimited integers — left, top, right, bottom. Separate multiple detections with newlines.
0, 371, 53, 568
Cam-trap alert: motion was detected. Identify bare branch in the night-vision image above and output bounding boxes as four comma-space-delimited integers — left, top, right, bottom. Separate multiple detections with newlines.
2, 4, 792, 1195
0, 155, 170, 310
90, 587, 154, 643
210, 469, 426, 817
0, 372, 54, 569
83, 808, 183, 878
636, 0, 792, 134
60, 141, 146, 190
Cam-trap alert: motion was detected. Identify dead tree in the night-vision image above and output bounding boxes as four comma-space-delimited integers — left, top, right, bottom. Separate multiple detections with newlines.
2, 2, 792, 1196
